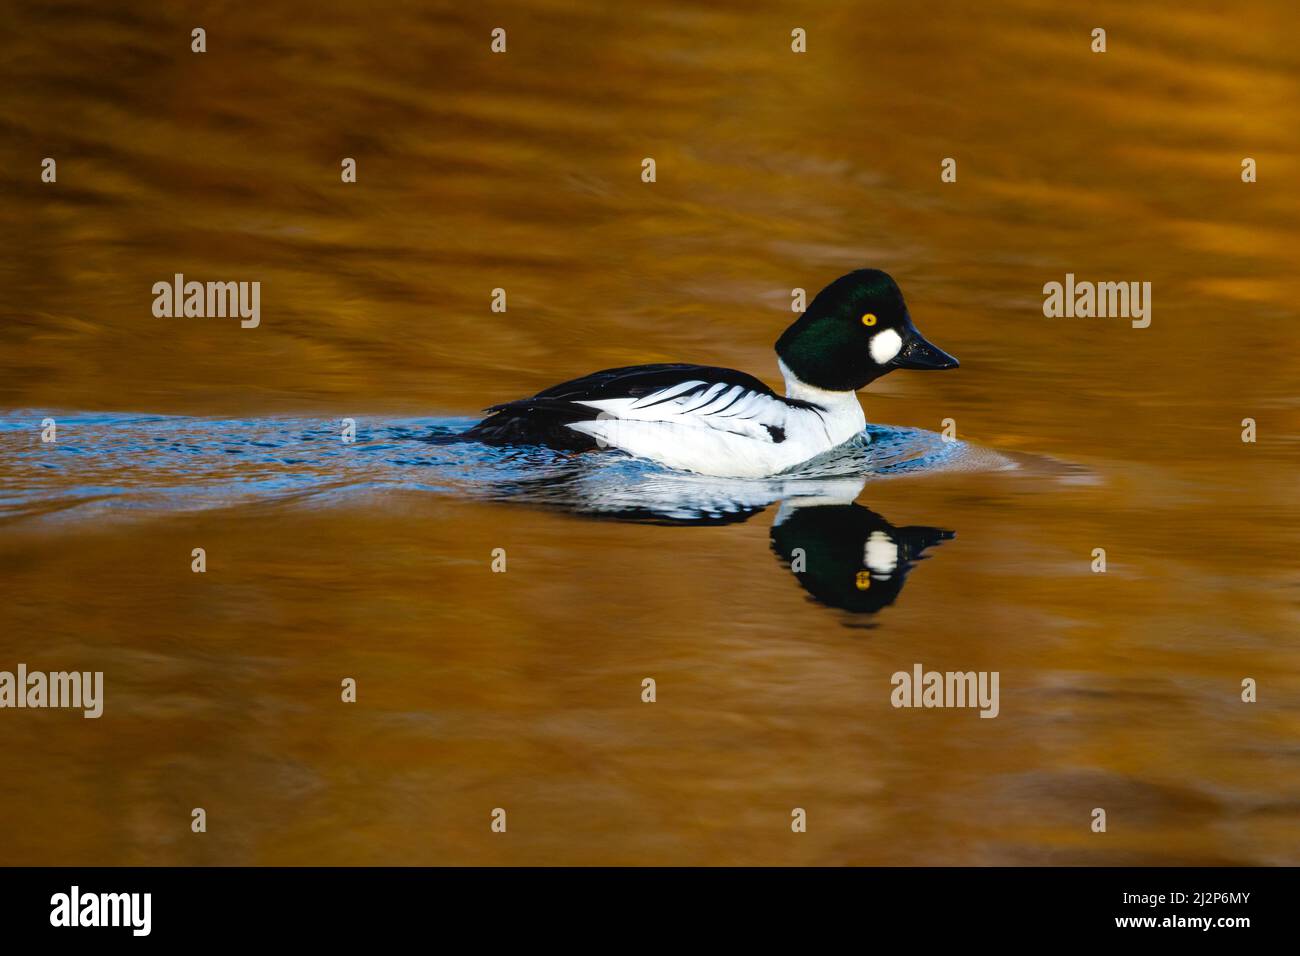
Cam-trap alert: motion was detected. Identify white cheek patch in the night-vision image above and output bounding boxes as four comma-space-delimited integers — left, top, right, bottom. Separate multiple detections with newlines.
864, 531, 899, 574
869, 328, 903, 364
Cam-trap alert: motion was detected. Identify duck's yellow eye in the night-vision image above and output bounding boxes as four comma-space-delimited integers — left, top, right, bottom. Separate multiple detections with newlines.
861, 313, 877, 326
855, 571, 872, 590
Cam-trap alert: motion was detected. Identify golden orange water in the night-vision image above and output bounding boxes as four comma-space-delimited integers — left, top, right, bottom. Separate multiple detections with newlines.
1, 1, 1298, 864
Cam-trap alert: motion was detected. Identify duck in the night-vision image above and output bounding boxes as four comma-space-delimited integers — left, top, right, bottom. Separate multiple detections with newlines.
462, 269, 959, 478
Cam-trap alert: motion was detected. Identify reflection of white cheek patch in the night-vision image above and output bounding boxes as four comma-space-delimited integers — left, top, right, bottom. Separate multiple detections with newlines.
864, 531, 899, 573
870, 328, 902, 364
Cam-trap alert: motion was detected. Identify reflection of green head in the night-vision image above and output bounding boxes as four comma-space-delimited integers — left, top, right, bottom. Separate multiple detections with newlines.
770, 503, 952, 615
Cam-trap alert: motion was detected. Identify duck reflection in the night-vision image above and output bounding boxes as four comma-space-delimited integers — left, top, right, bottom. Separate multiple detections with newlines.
769, 491, 953, 614
487, 462, 952, 617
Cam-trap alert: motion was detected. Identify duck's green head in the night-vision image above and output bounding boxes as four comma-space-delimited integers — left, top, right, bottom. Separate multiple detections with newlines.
776, 269, 958, 391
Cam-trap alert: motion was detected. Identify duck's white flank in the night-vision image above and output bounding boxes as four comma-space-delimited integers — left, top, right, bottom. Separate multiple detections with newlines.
564, 360, 866, 479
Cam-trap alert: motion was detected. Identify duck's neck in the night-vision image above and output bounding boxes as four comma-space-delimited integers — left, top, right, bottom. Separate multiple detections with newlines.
777, 358, 867, 444
779, 359, 865, 414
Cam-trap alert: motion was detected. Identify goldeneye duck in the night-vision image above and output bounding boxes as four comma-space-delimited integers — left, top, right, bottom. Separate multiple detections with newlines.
464, 269, 958, 478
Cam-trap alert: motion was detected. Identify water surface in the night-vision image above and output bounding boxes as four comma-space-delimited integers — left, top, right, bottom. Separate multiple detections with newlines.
1, 0, 1297, 865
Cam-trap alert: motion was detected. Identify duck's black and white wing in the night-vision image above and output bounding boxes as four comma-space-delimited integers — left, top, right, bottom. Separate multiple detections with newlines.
464, 364, 807, 450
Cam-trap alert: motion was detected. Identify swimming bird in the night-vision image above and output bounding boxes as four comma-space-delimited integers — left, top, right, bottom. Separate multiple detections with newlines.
463, 269, 958, 478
